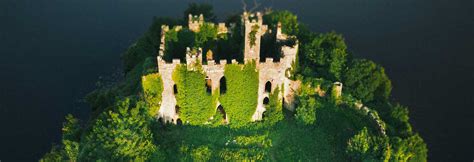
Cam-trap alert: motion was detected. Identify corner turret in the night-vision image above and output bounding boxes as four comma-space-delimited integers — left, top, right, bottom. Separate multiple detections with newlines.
188, 14, 204, 32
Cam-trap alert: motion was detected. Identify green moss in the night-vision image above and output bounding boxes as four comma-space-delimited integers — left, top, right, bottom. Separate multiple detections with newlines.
172, 65, 214, 125
220, 62, 259, 127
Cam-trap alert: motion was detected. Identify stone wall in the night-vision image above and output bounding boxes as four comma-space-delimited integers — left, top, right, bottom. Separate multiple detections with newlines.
156, 12, 299, 124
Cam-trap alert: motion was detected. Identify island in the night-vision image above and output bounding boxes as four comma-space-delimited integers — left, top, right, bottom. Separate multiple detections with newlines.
41, 3, 427, 161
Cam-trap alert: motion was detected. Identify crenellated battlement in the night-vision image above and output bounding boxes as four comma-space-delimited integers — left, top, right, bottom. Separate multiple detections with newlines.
188, 14, 204, 32
156, 11, 300, 124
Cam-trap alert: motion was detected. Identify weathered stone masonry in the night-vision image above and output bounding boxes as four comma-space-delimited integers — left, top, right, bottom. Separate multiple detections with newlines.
156, 12, 299, 124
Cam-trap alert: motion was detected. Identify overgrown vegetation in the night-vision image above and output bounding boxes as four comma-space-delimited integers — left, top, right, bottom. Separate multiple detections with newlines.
220, 62, 259, 127
79, 98, 159, 161
172, 65, 214, 125
263, 86, 284, 125
41, 4, 427, 162
141, 73, 163, 116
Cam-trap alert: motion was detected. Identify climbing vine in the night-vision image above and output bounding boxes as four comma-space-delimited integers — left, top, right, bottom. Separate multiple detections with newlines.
141, 73, 163, 117
249, 25, 259, 47
172, 65, 214, 125
264, 86, 284, 125
220, 62, 259, 127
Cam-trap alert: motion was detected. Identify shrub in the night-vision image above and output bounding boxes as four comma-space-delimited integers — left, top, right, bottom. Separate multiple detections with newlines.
191, 145, 212, 161
264, 86, 284, 125
295, 82, 322, 125
346, 127, 391, 162
79, 98, 157, 161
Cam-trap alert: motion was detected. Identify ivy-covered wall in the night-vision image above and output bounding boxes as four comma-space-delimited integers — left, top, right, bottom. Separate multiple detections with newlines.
172, 65, 215, 125
141, 73, 163, 117
220, 62, 259, 127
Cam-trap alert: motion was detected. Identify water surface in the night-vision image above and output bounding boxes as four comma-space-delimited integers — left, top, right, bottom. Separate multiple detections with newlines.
0, 0, 472, 161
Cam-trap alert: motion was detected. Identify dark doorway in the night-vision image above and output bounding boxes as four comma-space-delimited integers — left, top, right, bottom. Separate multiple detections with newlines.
175, 105, 180, 114
220, 76, 227, 94
173, 84, 178, 94
263, 97, 269, 105
265, 81, 272, 93
176, 118, 183, 126
206, 77, 212, 94
217, 105, 226, 119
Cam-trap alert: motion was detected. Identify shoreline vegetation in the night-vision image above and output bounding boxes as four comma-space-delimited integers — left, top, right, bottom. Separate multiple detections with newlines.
41, 3, 427, 161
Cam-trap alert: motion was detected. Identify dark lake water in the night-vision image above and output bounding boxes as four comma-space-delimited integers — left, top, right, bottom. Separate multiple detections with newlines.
1, 0, 472, 161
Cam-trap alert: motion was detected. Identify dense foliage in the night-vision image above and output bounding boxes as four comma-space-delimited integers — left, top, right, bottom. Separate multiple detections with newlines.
220, 62, 259, 127
42, 4, 427, 162
295, 82, 320, 125
141, 73, 163, 116
79, 98, 159, 161
344, 59, 392, 103
346, 127, 391, 161
301, 32, 348, 81
172, 65, 215, 125
263, 86, 284, 125
263, 10, 299, 36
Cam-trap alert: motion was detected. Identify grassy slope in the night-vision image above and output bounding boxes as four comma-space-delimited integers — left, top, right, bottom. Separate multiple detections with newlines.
154, 103, 374, 161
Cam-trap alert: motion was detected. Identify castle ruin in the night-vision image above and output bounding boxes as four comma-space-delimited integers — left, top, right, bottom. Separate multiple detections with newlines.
156, 12, 299, 124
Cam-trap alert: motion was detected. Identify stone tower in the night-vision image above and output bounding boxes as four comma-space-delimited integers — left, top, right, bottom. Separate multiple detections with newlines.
242, 12, 267, 63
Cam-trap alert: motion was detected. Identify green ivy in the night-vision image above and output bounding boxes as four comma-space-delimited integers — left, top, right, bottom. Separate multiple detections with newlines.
264, 86, 284, 125
249, 25, 259, 47
173, 65, 214, 125
141, 73, 163, 117
195, 23, 218, 47
220, 62, 259, 127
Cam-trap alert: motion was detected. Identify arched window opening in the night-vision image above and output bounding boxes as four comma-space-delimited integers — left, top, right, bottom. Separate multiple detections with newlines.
263, 97, 270, 105
217, 105, 226, 119
220, 77, 227, 94
176, 118, 183, 126
175, 105, 180, 115
173, 84, 178, 94
205, 76, 212, 94
158, 117, 163, 124
265, 81, 272, 93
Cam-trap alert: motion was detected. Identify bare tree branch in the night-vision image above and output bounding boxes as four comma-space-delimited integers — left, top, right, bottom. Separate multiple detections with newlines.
249, 0, 262, 13
241, 0, 247, 12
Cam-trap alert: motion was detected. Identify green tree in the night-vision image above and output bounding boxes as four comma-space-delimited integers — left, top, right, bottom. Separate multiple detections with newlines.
347, 127, 391, 162
184, 3, 217, 22
40, 145, 64, 162
301, 32, 348, 81
62, 114, 81, 161
343, 59, 392, 103
194, 23, 218, 47
295, 82, 320, 125
79, 98, 158, 161
264, 10, 299, 36
390, 134, 427, 162
387, 104, 413, 137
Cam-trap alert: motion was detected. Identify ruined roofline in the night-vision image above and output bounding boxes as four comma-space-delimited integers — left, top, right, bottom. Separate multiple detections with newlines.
158, 11, 298, 66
